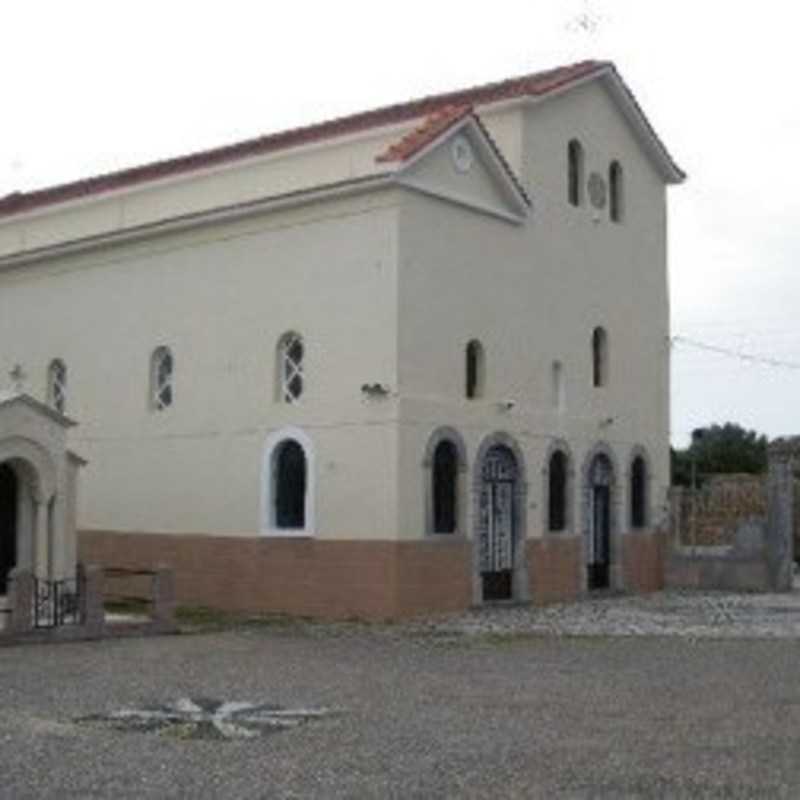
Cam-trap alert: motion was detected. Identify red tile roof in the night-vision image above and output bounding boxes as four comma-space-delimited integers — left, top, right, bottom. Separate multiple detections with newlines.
0, 60, 644, 219
376, 104, 473, 163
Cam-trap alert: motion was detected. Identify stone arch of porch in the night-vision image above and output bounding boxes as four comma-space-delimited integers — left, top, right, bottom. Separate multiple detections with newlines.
0, 436, 57, 504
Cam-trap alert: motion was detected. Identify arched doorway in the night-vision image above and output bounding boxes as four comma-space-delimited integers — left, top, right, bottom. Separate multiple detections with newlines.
477, 445, 519, 601
0, 463, 18, 594
588, 453, 613, 590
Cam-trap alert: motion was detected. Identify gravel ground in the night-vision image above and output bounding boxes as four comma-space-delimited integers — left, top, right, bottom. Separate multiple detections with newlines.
407, 588, 800, 641
3, 598, 800, 799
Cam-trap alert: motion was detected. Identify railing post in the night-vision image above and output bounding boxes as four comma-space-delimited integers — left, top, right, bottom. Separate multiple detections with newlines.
8, 567, 34, 634
81, 564, 106, 638
767, 441, 794, 592
151, 565, 176, 632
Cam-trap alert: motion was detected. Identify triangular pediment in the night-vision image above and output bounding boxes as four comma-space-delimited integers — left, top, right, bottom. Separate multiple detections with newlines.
378, 110, 530, 224
0, 392, 76, 433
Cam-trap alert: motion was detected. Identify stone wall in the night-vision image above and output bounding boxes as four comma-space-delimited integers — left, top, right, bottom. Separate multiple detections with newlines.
0, 564, 176, 644
671, 475, 767, 547
528, 536, 582, 605
671, 474, 800, 558
81, 531, 482, 621
81, 530, 589, 620
666, 453, 797, 593
622, 530, 667, 593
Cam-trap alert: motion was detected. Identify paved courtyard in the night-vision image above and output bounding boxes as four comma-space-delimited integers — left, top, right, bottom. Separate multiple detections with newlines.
3, 591, 800, 798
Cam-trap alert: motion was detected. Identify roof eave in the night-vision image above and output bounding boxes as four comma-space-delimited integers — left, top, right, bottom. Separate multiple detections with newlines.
523, 63, 686, 184
599, 66, 686, 184
0, 174, 397, 270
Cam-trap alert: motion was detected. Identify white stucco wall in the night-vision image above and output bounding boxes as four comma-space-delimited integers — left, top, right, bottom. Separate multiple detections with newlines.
0, 77, 674, 546
0, 191, 402, 538
395, 80, 670, 541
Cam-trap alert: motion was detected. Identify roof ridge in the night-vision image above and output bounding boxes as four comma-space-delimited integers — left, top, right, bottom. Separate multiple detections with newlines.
0, 60, 612, 219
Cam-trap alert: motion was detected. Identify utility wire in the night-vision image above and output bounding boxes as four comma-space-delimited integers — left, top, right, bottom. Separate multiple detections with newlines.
670, 335, 800, 370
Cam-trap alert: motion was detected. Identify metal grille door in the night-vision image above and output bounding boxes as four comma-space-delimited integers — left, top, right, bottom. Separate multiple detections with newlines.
587, 455, 613, 590
479, 446, 517, 600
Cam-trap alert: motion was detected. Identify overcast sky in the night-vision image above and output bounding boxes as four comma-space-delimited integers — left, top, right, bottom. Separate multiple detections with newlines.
2, 1, 797, 445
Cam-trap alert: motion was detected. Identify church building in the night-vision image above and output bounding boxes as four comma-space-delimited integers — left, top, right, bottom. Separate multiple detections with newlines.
0, 60, 684, 618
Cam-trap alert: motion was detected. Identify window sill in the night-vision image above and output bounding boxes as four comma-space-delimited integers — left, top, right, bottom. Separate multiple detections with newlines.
260, 528, 316, 539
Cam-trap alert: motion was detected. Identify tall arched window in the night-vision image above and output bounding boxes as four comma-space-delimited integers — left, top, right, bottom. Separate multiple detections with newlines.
631, 455, 647, 528
432, 440, 458, 534
592, 327, 608, 387
47, 359, 67, 414
150, 346, 174, 410
568, 139, 584, 207
278, 332, 304, 404
465, 339, 485, 399
275, 439, 306, 529
548, 450, 568, 532
609, 160, 623, 223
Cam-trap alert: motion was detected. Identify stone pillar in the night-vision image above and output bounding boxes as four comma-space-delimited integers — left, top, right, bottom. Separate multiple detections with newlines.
767, 441, 795, 592
152, 565, 176, 631
16, 483, 34, 571
8, 567, 34, 634
33, 499, 50, 580
80, 564, 105, 638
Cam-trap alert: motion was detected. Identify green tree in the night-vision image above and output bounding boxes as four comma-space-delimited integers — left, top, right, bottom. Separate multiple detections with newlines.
671, 422, 768, 486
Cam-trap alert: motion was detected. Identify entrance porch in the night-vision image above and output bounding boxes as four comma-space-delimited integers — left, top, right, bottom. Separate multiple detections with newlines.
0, 391, 84, 621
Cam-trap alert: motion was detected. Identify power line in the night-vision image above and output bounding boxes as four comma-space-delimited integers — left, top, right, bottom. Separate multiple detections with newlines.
670, 335, 800, 370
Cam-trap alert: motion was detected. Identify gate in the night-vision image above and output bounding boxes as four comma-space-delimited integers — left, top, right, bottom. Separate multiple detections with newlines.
34, 577, 83, 628
588, 454, 613, 590
478, 445, 518, 601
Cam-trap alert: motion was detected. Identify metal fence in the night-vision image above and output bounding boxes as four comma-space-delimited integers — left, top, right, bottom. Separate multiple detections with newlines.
34, 577, 83, 629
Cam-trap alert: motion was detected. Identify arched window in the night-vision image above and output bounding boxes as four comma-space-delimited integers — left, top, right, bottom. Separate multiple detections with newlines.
278, 332, 304, 404
631, 455, 647, 528
150, 346, 174, 410
465, 339, 485, 399
548, 450, 568, 532
551, 360, 565, 412
432, 441, 458, 534
609, 161, 623, 222
47, 359, 67, 414
261, 427, 315, 535
592, 327, 608, 387
568, 139, 584, 207
275, 440, 306, 529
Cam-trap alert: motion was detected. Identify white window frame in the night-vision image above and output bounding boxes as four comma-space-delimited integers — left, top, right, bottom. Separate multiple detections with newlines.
260, 426, 315, 537
150, 346, 174, 411
47, 359, 67, 414
278, 332, 304, 404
